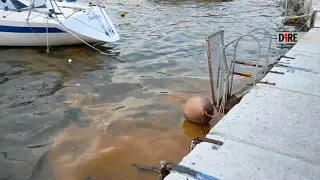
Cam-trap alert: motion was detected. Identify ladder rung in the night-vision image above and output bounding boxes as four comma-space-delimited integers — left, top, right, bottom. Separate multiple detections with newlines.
232, 72, 252, 78
234, 60, 264, 68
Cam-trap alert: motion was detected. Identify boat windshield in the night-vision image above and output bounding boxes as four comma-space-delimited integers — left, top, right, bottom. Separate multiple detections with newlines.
11, 0, 28, 9
0, 0, 46, 10
0, 0, 32, 10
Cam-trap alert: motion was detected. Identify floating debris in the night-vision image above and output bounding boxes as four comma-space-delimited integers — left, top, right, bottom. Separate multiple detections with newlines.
28, 143, 49, 149
112, 106, 125, 111
140, 75, 153, 78
132, 164, 159, 173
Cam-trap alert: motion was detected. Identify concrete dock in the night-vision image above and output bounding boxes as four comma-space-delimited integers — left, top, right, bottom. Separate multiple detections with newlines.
165, 8, 320, 180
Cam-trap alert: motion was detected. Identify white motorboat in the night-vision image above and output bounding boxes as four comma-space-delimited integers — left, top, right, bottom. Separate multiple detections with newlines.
0, 0, 119, 46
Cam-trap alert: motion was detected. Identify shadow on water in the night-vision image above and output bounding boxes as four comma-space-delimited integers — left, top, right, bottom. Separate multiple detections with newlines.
0, 45, 121, 82
183, 120, 211, 139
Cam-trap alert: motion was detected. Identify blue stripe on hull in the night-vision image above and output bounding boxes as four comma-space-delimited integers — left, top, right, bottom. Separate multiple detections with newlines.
0, 25, 65, 33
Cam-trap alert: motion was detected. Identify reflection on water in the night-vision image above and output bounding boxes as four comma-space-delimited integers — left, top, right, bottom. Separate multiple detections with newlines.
183, 120, 211, 139
0, 0, 285, 179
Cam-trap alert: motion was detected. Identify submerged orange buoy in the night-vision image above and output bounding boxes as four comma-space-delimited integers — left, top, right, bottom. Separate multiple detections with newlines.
183, 96, 214, 124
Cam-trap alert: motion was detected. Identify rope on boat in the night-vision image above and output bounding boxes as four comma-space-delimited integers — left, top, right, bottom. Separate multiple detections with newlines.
2, 9, 15, 18
296, 13, 313, 31
46, 19, 50, 54
282, 13, 312, 19
26, 0, 36, 21
97, 5, 115, 35
72, 17, 106, 34
283, 0, 312, 26
26, 21, 45, 45
90, 6, 109, 35
23, 0, 121, 61
52, 0, 67, 18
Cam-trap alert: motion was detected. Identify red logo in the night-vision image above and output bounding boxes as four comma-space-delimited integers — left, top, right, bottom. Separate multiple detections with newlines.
284, 33, 288, 42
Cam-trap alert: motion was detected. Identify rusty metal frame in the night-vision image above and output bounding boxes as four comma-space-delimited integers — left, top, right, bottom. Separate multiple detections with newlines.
205, 28, 273, 106
205, 30, 226, 106
205, 34, 216, 106
228, 34, 262, 96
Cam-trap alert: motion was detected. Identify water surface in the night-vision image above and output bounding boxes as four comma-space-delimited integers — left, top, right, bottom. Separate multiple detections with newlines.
0, 0, 285, 179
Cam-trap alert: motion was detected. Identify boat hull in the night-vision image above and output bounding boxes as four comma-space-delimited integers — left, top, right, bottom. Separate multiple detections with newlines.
0, 31, 102, 46
0, 2, 119, 46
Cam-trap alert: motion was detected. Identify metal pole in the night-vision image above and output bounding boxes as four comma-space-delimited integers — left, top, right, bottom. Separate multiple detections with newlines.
247, 28, 273, 76
229, 45, 237, 96
285, 0, 288, 19
234, 60, 264, 68
229, 34, 262, 94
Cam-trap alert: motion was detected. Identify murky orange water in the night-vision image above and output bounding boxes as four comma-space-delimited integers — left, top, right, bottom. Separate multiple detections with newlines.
47, 90, 222, 180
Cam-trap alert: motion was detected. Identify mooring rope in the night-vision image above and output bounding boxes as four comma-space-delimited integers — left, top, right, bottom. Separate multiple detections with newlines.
202, 108, 220, 118
46, 19, 50, 54
282, 13, 312, 20
51, 13, 125, 63
26, 21, 44, 45
296, 13, 314, 31
218, 79, 228, 114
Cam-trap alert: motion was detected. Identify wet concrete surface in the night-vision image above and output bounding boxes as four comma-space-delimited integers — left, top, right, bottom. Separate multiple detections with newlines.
0, 0, 286, 179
